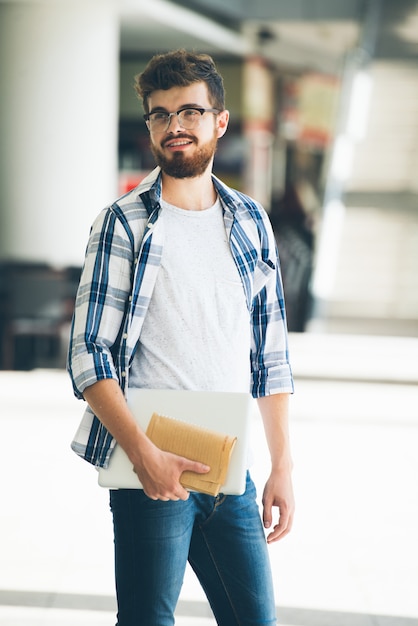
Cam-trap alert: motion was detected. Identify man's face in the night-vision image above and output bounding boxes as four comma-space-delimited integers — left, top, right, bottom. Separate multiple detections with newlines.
147, 82, 229, 179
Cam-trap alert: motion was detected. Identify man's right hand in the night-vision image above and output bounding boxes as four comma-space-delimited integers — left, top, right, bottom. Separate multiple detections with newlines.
133, 442, 210, 501
83, 379, 210, 501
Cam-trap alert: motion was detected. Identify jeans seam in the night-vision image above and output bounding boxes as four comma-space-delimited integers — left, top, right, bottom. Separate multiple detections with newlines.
199, 525, 241, 626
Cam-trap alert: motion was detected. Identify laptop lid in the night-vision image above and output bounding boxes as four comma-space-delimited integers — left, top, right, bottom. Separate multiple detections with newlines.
98, 388, 253, 495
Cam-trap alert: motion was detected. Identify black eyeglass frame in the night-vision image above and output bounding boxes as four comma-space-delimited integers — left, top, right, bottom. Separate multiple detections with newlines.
143, 107, 220, 132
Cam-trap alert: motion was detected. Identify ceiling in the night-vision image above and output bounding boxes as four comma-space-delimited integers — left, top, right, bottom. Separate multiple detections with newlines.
119, 0, 418, 193
120, 0, 418, 62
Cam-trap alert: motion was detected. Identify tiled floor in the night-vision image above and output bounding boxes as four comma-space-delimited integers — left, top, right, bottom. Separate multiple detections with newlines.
0, 607, 217, 626
1, 332, 417, 625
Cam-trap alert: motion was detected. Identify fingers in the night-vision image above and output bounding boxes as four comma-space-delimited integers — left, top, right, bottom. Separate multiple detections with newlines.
263, 505, 273, 530
141, 455, 210, 502
263, 502, 293, 544
184, 459, 211, 474
263, 495, 294, 544
148, 491, 188, 502
266, 513, 293, 544
144, 485, 189, 502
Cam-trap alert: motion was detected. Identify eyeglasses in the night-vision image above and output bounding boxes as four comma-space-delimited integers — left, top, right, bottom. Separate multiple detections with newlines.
144, 107, 220, 133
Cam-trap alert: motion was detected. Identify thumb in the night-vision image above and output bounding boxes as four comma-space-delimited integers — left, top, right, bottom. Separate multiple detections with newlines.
184, 459, 211, 474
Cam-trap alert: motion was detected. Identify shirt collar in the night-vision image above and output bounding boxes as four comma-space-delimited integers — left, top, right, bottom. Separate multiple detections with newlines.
137, 166, 247, 218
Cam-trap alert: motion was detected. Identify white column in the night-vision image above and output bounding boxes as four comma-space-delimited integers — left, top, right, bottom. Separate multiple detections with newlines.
0, 0, 119, 267
242, 57, 275, 210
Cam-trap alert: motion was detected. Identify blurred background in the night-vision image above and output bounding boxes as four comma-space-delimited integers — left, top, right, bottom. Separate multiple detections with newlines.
0, 1, 417, 625
1, 0, 417, 366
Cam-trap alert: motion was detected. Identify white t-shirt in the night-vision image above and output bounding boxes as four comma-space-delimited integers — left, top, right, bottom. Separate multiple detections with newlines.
130, 197, 251, 392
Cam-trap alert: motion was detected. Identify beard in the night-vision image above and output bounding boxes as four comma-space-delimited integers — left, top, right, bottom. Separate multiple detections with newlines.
150, 131, 218, 179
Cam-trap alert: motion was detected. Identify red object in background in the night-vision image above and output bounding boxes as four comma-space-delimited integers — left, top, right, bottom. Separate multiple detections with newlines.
118, 171, 146, 195
281, 73, 339, 149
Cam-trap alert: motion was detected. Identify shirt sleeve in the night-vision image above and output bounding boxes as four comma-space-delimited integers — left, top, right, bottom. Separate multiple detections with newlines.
250, 213, 294, 397
67, 206, 134, 399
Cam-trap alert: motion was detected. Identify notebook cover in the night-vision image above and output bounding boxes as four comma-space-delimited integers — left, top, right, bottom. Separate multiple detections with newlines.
145, 412, 237, 496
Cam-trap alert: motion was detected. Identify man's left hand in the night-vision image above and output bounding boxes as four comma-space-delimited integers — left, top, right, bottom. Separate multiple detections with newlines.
262, 468, 295, 543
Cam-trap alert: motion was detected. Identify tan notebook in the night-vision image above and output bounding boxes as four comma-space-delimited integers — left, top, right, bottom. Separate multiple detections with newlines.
146, 412, 237, 496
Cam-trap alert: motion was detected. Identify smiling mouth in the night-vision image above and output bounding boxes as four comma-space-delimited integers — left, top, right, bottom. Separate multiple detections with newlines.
163, 135, 195, 149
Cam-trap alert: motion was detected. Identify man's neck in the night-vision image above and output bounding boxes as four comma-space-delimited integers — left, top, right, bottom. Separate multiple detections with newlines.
161, 170, 217, 211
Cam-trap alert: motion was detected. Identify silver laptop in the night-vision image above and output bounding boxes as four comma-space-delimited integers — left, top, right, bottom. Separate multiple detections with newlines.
98, 388, 253, 495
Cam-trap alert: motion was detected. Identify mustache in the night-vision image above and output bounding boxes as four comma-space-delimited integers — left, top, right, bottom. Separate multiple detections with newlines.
161, 133, 197, 147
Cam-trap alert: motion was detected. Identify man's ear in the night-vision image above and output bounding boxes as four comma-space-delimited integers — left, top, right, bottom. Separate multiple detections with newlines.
216, 109, 229, 138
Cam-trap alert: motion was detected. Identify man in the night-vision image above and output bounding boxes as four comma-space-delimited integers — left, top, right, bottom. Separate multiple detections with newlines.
68, 49, 294, 626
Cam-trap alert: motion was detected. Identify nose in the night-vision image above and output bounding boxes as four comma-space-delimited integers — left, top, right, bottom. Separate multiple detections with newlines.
166, 112, 183, 132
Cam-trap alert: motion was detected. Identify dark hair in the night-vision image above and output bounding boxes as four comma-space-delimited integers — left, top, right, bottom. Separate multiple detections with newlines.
134, 49, 225, 114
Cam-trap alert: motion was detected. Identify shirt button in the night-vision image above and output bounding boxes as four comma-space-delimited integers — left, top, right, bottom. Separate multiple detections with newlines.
121, 371, 126, 377
123, 333, 128, 340
128, 296, 132, 302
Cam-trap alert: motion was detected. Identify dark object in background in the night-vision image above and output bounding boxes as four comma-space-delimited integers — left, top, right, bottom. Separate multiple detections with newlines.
0, 262, 80, 370
270, 185, 315, 332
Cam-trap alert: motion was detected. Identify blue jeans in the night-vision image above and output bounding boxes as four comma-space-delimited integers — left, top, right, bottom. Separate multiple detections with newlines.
109, 472, 277, 626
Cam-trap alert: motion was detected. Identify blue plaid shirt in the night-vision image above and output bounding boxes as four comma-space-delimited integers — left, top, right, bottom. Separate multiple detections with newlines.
68, 167, 293, 467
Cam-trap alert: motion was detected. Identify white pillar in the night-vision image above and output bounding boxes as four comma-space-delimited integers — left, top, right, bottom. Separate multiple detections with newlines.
242, 57, 275, 210
0, 0, 119, 267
